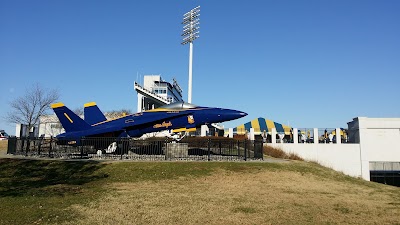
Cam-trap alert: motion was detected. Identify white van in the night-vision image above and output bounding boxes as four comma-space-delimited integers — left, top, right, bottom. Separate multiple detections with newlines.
0, 130, 9, 140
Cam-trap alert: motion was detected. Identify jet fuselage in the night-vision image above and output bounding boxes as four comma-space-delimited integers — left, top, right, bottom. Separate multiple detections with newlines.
52, 102, 247, 140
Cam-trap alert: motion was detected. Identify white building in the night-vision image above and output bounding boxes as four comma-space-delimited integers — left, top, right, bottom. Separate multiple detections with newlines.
348, 117, 400, 182
257, 117, 400, 184
38, 115, 65, 137
134, 75, 183, 112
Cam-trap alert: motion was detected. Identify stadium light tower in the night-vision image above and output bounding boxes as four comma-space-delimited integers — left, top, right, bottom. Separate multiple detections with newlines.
181, 6, 200, 104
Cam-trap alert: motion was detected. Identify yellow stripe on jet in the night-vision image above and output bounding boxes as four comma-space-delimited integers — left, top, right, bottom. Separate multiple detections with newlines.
146, 108, 173, 112
51, 102, 65, 109
172, 127, 197, 133
146, 107, 205, 112
84, 102, 96, 107
64, 113, 73, 123
172, 128, 186, 133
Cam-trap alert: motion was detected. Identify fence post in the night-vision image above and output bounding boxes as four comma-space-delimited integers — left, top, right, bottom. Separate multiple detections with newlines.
335, 128, 341, 144
165, 138, 168, 161
229, 140, 232, 156
207, 139, 211, 161
313, 128, 318, 144
7, 137, 17, 154
120, 138, 124, 160
237, 140, 240, 158
261, 141, 264, 160
219, 140, 222, 155
38, 138, 41, 156
253, 140, 256, 159
80, 138, 84, 159
25, 137, 30, 156
244, 140, 247, 161
49, 137, 52, 157
33, 139, 36, 154
20, 138, 24, 155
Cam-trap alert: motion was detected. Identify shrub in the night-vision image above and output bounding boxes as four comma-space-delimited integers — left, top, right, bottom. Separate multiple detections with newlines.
263, 145, 303, 160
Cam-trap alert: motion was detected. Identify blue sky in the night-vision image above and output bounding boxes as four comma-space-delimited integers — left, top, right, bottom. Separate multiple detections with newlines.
1, 0, 399, 135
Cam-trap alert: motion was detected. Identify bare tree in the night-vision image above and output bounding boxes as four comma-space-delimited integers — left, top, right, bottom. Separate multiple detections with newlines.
105, 109, 132, 120
73, 107, 84, 117
5, 84, 60, 133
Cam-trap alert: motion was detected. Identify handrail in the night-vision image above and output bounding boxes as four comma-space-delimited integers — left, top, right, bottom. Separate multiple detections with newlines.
134, 82, 171, 104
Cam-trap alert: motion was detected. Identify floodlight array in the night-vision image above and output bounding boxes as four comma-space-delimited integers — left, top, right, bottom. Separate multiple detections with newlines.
181, 6, 200, 45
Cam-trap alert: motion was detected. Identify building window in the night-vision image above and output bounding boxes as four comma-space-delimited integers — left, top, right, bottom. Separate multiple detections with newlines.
154, 88, 167, 94
50, 124, 62, 129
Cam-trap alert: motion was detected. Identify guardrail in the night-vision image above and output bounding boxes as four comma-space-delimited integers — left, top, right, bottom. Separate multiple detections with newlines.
7, 137, 263, 161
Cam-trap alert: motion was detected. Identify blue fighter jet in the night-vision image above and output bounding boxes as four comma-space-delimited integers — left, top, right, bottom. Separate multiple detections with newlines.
51, 101, 247, 141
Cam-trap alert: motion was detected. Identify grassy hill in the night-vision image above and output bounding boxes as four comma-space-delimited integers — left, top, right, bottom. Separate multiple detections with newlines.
0, 158, 399, 224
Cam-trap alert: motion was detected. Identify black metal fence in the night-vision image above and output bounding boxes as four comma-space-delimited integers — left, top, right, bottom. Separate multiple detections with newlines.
7, 137, 264, 161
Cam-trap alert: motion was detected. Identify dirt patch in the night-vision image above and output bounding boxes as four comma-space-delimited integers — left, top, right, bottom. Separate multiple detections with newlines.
70, 169, 400, 225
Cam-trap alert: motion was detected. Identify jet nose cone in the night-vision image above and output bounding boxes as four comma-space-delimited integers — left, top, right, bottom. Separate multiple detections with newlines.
210, 108, 248, 123
223, 109, 248, 121
239, 111, 248, 117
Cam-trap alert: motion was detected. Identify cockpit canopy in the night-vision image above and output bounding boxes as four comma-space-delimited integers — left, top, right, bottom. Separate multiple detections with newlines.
160, 102, 198, 109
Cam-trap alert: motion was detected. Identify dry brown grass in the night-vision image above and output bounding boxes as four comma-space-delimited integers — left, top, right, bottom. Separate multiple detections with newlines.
263, 145, 303, 160
69, 164, 400, 225
0, 140, 7, 155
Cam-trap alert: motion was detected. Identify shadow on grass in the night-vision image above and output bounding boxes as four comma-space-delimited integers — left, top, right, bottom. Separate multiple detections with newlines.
0, 158, 108, 197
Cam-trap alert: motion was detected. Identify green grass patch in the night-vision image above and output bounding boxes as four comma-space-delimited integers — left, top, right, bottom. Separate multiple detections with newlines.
0, 159, 108, 224
0, 159, 108, 197
97, 161, 215, 182
0, 158, 398, 224
94, 161, 289, 184
0, 160, 283, 224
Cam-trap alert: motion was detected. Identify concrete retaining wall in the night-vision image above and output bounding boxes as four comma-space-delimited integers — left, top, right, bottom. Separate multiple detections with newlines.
267, 143, 362, 178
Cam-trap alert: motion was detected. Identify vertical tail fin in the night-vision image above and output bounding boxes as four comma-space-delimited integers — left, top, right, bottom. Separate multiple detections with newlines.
84, 102, 107, 125
51, 102, 91, 132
